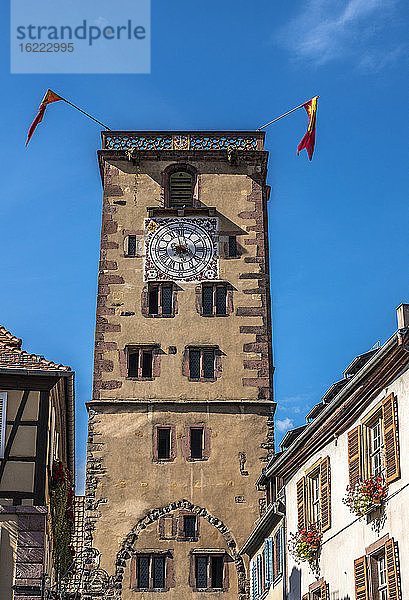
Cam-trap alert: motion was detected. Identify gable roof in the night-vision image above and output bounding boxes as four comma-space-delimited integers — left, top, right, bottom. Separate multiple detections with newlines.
0, 325, 71, 372
260, 327, 409, 483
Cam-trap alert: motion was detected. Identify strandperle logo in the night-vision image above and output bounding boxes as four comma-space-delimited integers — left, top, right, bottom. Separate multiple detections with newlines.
16, 20, 146, 46
10, 0, 151, 74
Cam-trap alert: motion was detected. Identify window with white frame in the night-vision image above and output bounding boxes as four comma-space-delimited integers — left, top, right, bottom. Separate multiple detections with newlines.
308, 469, 321, 526
376, 552, 388, 600
369, 417, 385, 477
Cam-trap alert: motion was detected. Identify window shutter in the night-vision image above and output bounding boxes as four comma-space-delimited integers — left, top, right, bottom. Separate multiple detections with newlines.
274, 528, 282, 579
382, 394, 400, 484
320, 456, 331, 532
0, 392, 7, 459
354, 556, 369, 600
297, 476, 306, 530
269, 536, 275, 582
320, 582, 329, 600
264, 540, 269, 587
264, 538, 273, 586
385, 538, 400, 600
256, 554, 262, 597
251, 561, 257, 600
348, 426, 362, 487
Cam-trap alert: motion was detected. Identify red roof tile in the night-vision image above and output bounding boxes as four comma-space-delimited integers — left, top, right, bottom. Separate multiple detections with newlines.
0, 326, 22, 349
0, 325, 70, 372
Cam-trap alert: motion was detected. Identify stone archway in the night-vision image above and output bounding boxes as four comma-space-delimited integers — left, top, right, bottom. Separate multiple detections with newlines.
112, 499, 247, 599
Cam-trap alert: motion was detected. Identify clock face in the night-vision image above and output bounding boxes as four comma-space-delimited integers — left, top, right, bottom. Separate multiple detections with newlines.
144, 218, 219, 282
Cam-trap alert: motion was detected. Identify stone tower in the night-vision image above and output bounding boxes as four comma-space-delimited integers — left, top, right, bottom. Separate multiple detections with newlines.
85, 131, 275, 600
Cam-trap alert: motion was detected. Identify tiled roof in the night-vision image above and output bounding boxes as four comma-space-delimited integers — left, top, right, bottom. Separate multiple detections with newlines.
0, 326, 22, 349
0, 325, 70, 372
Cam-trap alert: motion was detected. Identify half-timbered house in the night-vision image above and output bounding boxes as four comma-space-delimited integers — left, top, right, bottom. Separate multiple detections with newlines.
0, 325, 75, 600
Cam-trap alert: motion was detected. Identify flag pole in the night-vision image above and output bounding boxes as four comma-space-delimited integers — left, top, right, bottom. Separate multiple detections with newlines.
257, 97, 319, 131
59, 96, 112, 130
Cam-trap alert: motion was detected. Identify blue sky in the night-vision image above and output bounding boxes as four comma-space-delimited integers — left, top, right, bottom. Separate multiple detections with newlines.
1, 0, 408, 491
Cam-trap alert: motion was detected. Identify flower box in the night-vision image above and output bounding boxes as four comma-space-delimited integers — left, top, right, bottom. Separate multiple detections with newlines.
343, 476, 387, 518
288, 523, 322, 563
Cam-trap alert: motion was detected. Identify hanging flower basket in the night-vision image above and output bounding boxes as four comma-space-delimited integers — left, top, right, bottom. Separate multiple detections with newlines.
343, 476, 388, 518
288, 523, 322, 563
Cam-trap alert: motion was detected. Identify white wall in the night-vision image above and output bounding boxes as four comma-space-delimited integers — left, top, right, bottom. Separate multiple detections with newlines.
285, 364, 409, 600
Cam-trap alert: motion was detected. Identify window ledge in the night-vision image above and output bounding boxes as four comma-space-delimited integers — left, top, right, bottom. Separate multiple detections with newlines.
193, 589, 226, 593
126, 377, 155, 381
188, 378, 217, 383
132, 588, 169, 593
147, 207, 217, 217
144, 314, 176, 319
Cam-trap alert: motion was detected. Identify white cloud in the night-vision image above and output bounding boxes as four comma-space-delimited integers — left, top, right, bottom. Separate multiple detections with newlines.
276, 0, 402, 68
276, 417, 295, 433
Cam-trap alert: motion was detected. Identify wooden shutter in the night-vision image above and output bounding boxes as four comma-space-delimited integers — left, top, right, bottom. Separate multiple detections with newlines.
274, 528, 282, 579
264, 538, 273, 586
251, 561, 257, 600
348, 426, 362, 487
382, 394, 400, 484
257, 554, 263, 596
385, 538, 400, 600
297, 477, 306, 530
354, 556, 369, 600
320, 457, 331, 531
0, 392, 7, 459
320, 582, 328, 600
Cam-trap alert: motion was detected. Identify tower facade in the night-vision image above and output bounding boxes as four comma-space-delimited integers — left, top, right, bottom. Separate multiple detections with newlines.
85, 131, 275, 600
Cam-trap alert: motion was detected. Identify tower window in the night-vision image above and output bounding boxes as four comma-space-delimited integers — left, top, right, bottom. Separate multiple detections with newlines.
188, 348, 215, 380
228, 236, 237, 257
216, 286, 227, 316
202, 285, 214, 316
190, 427, 204, 459
132, 553, 172, 591
185, 424, 211, 461
189, 349, 201, 379
127, 235, 137, 257
146, 283, 175, 317
192, 554, 226, 591
183, 515, 197, 538
169, 171, 193, 206
211, 556, 224, 589
128, 352, 139, 377
141, 350, 153, 378
127, 346, 158, 379
158, 427, 171, 459
203, 350, 215, 379
200, 284, 229, 317
149, 286, 159, 315
153, 425, 176, 462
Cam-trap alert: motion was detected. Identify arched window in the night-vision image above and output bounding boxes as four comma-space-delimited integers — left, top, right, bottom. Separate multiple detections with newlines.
169, 170, 193, 206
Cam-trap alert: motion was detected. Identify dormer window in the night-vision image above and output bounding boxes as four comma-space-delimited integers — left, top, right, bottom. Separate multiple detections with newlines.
169, 171, 194, 206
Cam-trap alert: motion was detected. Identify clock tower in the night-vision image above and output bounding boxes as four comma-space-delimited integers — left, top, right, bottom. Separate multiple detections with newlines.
85, 131, 275, 600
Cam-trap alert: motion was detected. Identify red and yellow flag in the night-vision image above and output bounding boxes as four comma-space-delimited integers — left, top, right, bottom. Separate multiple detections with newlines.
26, 89, 63, 146
297, 96, 318, 161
